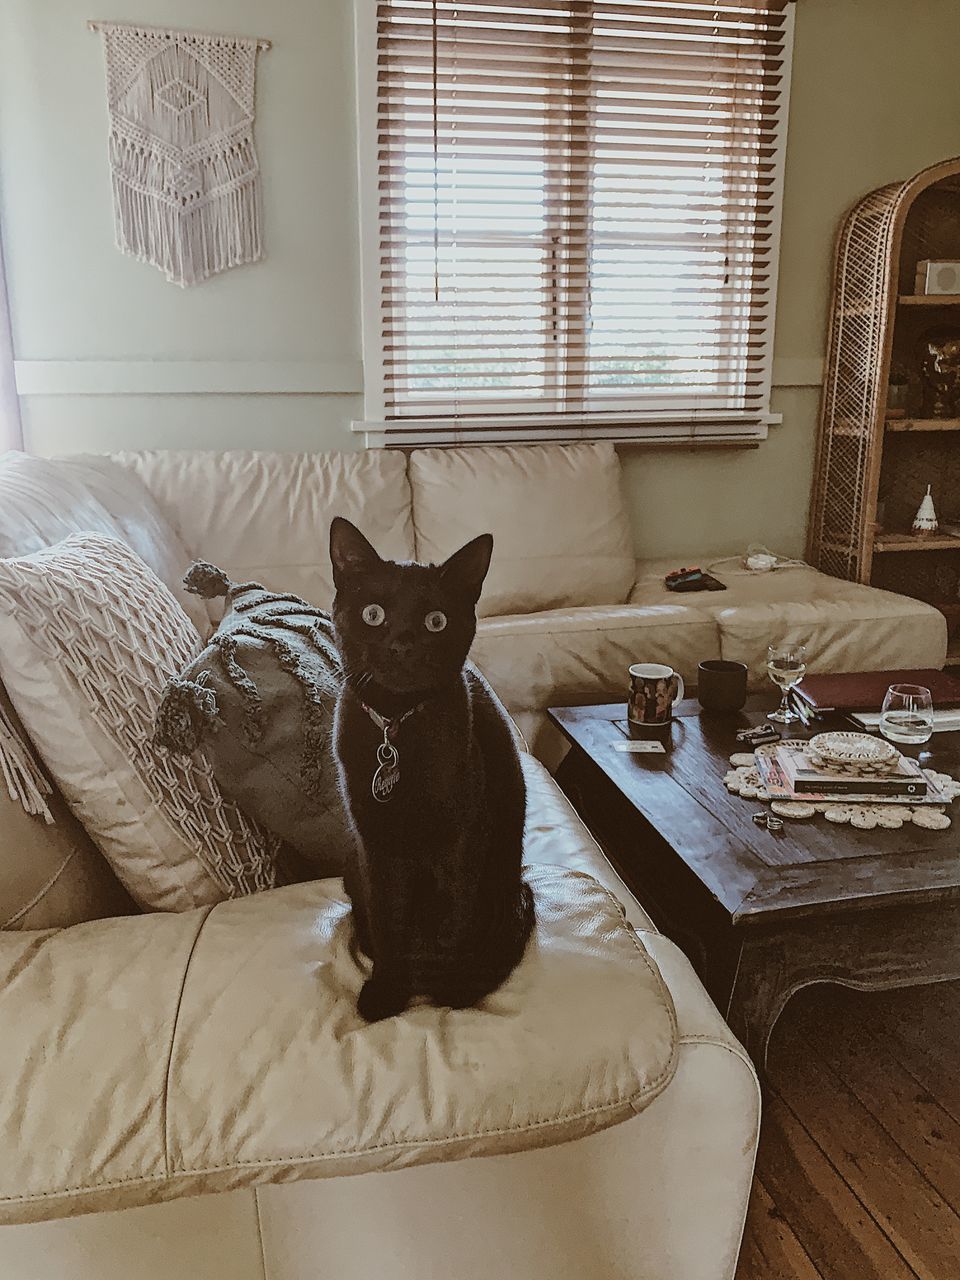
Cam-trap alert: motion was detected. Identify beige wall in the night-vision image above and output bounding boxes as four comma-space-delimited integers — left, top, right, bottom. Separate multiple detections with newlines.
3, 0, 960, 558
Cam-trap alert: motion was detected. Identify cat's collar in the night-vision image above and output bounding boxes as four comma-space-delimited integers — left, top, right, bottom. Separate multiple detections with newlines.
358, 698, 427, 740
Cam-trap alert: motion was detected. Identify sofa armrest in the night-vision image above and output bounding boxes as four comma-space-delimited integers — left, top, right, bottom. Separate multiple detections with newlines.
0, 874, 678, 1227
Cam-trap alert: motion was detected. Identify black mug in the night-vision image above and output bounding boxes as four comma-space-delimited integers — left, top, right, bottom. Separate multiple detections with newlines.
698, 660, 748, 714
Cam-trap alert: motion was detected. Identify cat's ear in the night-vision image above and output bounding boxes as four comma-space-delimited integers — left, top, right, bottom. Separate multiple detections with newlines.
329, 517, 382, 587
439, 533, 493, 605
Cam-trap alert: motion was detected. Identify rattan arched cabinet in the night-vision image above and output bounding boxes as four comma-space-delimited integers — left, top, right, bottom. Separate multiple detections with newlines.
809, 155, 960, 659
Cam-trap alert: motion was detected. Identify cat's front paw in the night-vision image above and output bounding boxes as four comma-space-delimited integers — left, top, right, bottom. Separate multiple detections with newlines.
357, 977, 409, 1022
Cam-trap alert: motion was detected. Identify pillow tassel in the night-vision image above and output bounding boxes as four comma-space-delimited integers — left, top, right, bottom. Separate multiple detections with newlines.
183, 561, 232, 599
155, 673, 220, 755
0, 702, 55, 824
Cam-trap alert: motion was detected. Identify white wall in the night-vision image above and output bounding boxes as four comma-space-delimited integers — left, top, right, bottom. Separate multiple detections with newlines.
0, 0, 365, 455
6, 1, 960, 561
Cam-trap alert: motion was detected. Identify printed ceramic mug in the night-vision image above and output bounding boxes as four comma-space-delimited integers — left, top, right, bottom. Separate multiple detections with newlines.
628, 663, 685, 726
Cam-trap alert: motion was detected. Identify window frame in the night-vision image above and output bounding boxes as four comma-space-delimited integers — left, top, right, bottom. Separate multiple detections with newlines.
352, 0, 794, 448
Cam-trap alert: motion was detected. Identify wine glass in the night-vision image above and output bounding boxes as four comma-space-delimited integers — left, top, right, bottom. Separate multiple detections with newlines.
766, 643, 807, 724
879, 684, 934, 744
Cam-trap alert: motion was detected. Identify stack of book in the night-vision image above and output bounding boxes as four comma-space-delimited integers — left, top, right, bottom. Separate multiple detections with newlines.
755, 740, 946, 805
791, 668, 960, 733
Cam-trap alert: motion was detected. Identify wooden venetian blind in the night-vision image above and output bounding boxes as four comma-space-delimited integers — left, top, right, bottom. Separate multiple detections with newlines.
361, 0, 793, 446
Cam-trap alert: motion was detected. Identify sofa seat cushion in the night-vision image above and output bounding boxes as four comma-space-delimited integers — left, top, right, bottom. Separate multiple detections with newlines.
0, 869, 677, 1226
110, 450, 415, 611
409, 443, 635, 618
470, 602, 719, 759
630, 559, 948, 686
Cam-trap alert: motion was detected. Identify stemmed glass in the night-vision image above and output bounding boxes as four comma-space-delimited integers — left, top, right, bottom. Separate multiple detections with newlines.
766, 643, 807, 724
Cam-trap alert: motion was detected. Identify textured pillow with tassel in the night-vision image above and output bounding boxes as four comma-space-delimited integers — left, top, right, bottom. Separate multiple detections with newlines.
156, 562, 352, 877
0, 534, 275, 912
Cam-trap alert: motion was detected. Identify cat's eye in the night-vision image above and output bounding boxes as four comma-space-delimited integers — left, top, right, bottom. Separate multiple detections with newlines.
361, 603, 386, 627
424, 610, 447, 633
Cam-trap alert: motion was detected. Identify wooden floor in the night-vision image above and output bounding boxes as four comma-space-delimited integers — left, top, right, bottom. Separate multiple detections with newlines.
736, 979, 960, 1280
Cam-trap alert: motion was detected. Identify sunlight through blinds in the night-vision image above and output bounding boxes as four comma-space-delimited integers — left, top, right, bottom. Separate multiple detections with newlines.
365, 0, 793, 445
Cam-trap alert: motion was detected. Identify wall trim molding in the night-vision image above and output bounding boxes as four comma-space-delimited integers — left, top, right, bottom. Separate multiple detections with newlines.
14, 360, 364, 396
14, 356, 821, 397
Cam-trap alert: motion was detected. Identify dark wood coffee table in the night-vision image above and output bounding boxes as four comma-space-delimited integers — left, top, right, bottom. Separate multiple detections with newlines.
549, 696, 960, 1069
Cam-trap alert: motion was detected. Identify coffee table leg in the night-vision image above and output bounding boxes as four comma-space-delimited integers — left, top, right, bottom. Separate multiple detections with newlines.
696, 930, 784, 1072
718, 902, 960, 1072
718, 935, 794, 1072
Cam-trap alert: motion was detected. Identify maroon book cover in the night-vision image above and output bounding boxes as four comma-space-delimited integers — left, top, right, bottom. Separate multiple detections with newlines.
794, 669, 960, 713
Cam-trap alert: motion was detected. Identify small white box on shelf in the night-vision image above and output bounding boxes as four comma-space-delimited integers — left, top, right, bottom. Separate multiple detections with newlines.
915, 259, 960, 294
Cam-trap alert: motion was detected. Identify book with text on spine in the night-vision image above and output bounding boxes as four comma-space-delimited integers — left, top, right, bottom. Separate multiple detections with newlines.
755, 742, 937, 803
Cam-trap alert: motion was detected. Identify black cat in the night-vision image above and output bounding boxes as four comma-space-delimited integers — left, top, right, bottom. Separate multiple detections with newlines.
329, 517, 534, 1022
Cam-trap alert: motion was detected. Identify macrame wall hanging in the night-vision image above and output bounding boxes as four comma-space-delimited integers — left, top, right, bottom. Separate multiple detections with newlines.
88, 20, 270, 287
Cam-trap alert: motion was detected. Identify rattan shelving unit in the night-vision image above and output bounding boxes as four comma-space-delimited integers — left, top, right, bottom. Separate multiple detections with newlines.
809, 156, 960, 658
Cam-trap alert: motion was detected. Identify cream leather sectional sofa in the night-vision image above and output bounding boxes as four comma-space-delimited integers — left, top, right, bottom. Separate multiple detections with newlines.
12, 441, 944, 770
112, 437, 947, 768
0, 442, 945, 1280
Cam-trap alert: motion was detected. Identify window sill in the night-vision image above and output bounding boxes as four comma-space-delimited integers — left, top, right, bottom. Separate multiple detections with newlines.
352, 414, 779, 450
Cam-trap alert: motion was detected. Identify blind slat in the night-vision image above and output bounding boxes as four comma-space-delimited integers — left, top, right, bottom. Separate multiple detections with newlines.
372, 0, 789, 437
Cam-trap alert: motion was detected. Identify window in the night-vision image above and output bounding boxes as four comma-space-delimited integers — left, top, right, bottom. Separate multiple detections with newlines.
355, 0, 793, 447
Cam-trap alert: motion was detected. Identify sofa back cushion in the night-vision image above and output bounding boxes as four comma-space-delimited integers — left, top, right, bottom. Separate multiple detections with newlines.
408, 443, 635, 618
110, 450, 416, 611
0, 451, 209, 634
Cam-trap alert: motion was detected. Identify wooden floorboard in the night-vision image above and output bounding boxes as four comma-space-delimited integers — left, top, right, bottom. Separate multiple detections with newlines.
736, 980, 960, 1280
854, 986, 960, 1124
737, 1180, 822, 1280
809, 992, 960, 1209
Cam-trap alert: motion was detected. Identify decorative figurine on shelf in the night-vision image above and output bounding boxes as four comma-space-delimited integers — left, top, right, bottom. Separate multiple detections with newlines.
920, 327, 960, 417
913, 485, 939, 537
886, 364, 910, 418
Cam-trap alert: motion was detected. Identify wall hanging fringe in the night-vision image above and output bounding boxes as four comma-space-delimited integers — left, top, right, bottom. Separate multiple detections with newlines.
89, 20, 270, 286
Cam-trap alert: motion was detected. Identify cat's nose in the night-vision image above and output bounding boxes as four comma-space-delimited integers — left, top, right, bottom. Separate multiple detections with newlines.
390, 634, 415, 658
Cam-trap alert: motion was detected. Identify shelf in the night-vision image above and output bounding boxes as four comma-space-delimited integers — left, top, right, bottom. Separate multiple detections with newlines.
886, 417, 960, 432
899, 294, 960, 305
873, 533, 960, 552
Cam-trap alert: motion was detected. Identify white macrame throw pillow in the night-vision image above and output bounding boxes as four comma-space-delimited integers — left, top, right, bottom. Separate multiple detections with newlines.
0, 533, 275, 911
89, 21, 270, 287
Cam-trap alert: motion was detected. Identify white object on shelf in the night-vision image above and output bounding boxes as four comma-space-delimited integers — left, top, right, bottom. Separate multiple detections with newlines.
913, 485, 939, 534
915, 259, 960, 294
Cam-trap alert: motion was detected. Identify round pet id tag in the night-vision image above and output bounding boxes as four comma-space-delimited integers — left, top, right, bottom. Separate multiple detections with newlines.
372, 740, 400, 803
